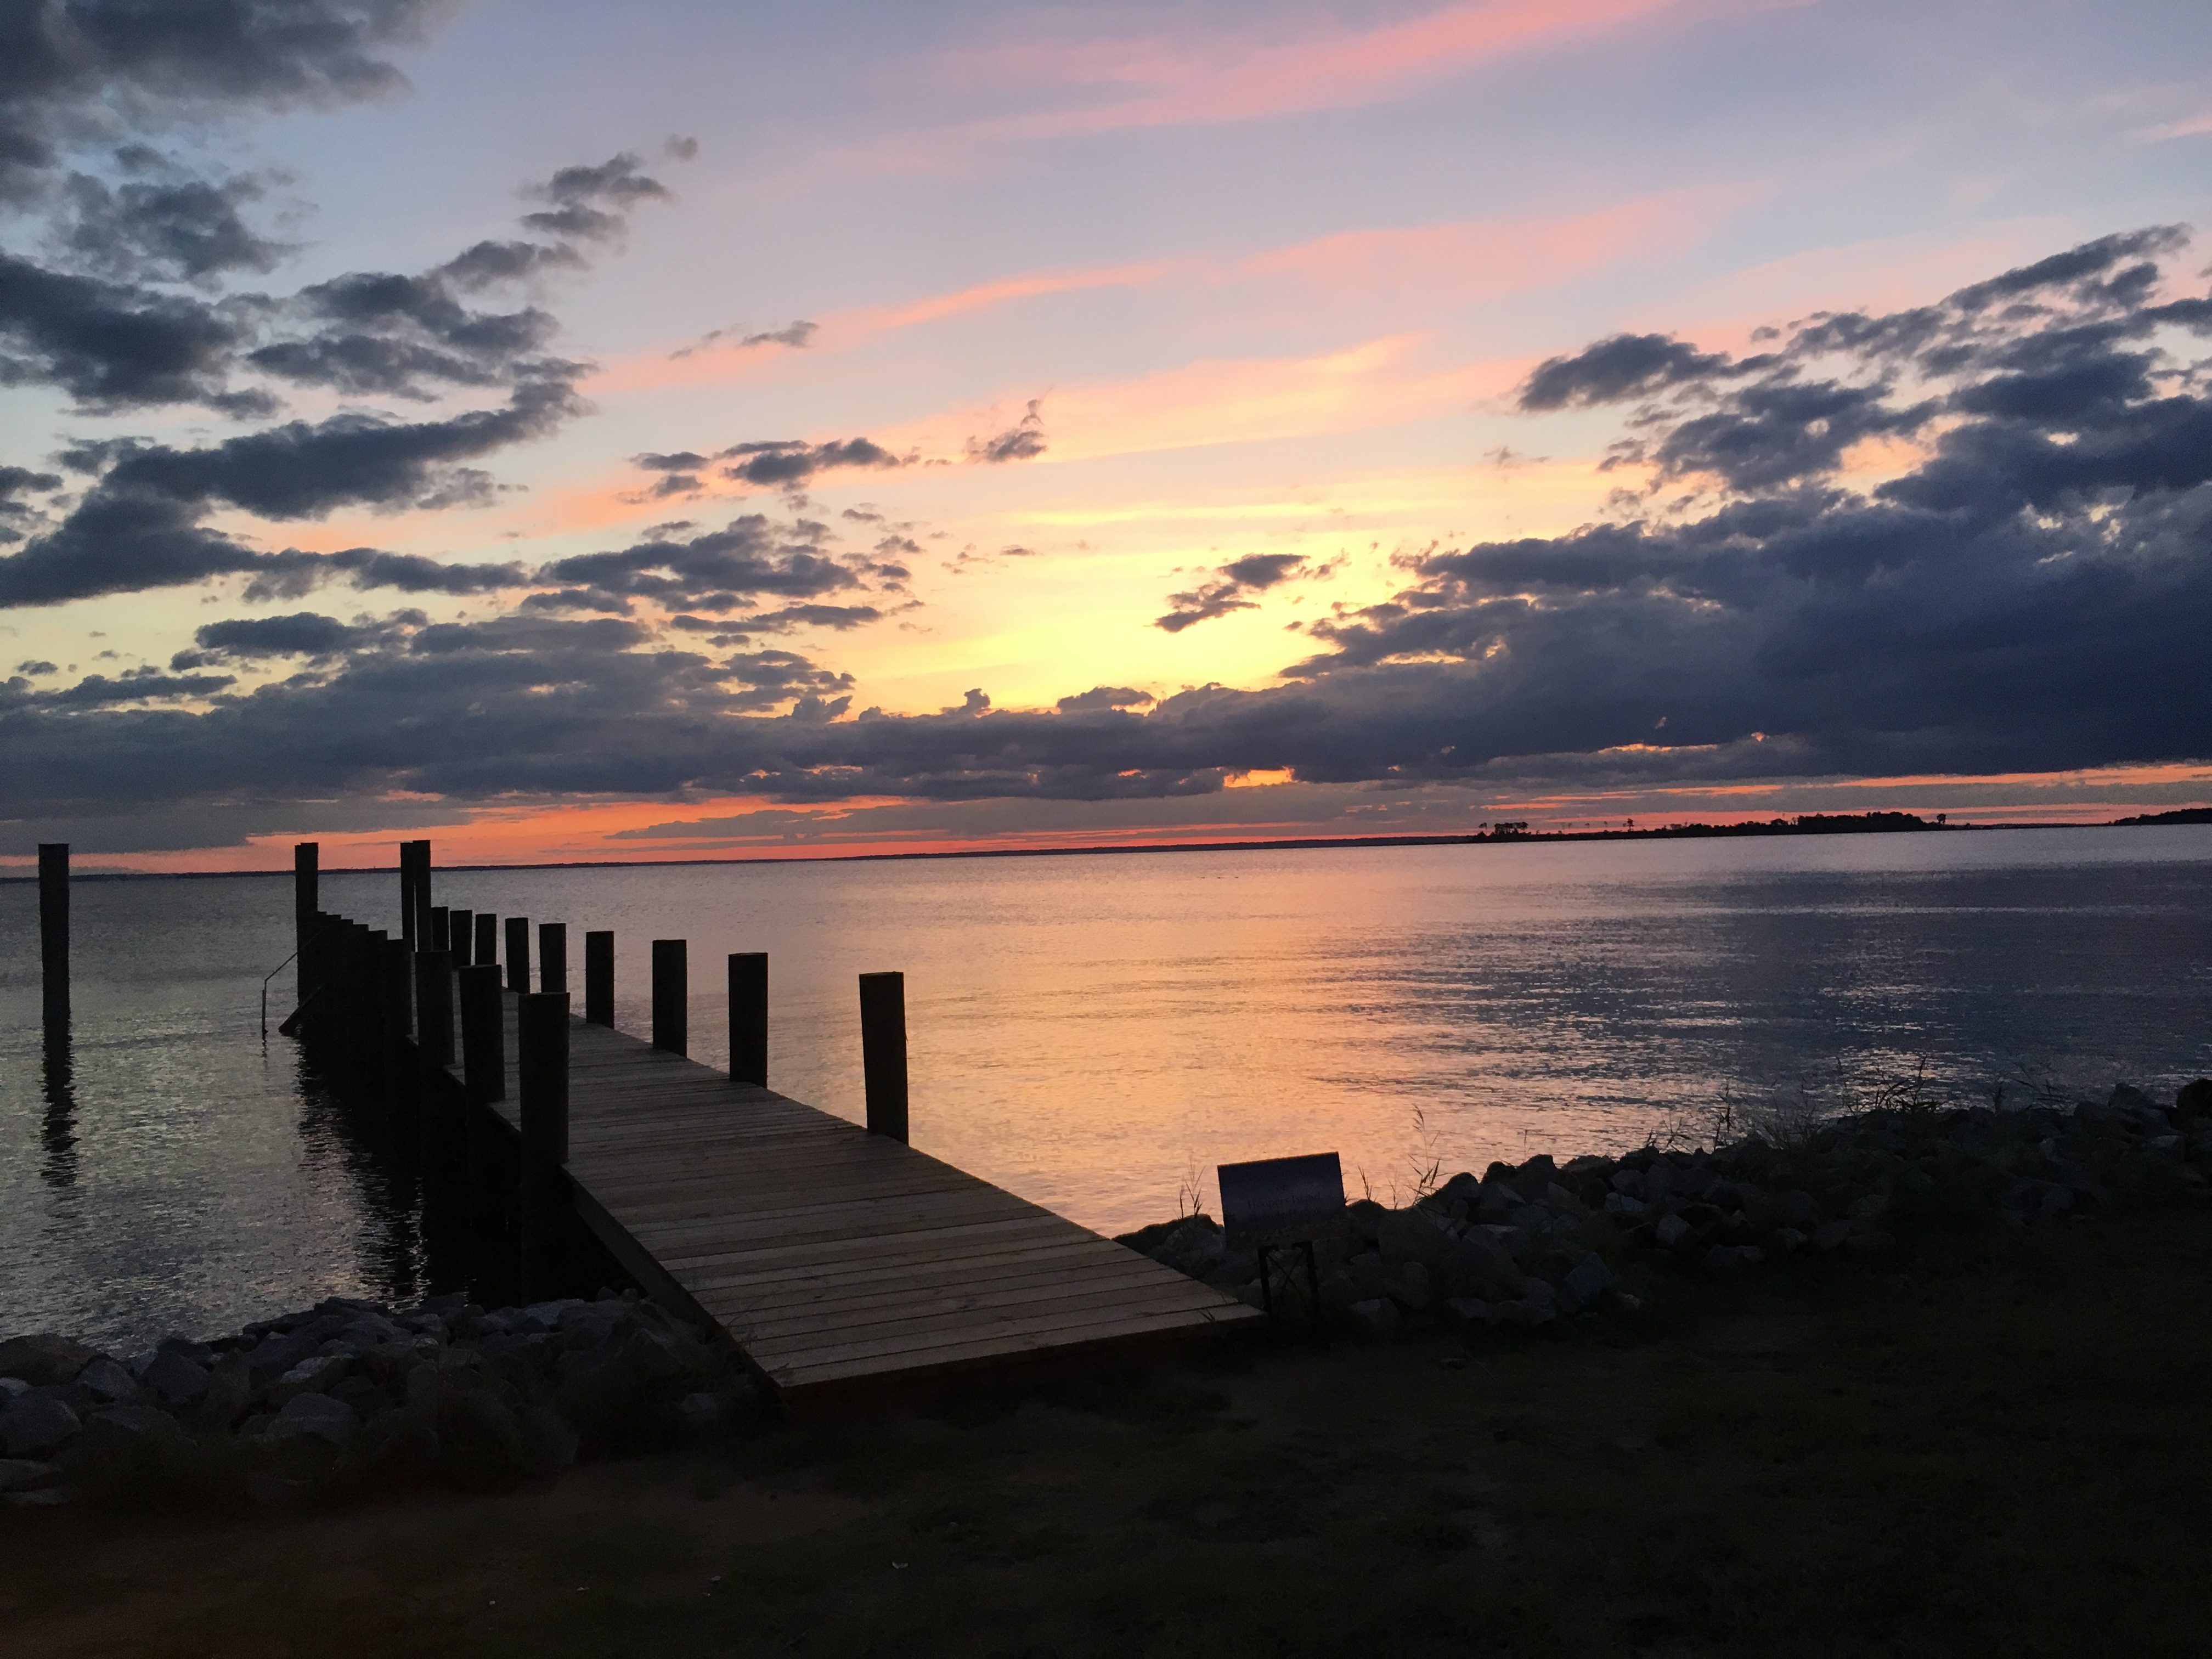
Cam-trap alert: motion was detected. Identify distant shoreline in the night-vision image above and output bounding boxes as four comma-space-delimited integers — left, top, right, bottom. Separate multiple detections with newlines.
7, 806, 2209, 882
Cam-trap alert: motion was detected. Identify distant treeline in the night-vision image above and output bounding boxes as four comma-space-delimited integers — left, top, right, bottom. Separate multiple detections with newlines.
1490, 810, 1946, 842
2109, 806, 2212, 827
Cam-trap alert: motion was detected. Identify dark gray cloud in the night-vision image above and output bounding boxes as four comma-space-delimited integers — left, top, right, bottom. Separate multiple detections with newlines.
669, 318, 815, 359
0, 249, 257, 409
1519, 333, 1734, 411
9, 227, 2211, 849
629, 436, 911, 496
526, 515, 868, 614
0, 0, 447, 200
0, 375, 573, 605
967, 399, 1046, 463
1156, 552, 1308, 632
520, 152, 670, 243
55, 160, 288, 283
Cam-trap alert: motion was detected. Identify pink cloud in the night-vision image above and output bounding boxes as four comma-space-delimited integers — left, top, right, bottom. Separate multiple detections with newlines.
936, 0, 1692, 141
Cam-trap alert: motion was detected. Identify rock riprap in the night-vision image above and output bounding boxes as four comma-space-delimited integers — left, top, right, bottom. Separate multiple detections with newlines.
0, 1288, 761, 1510
1119, 1079, 2212, 1334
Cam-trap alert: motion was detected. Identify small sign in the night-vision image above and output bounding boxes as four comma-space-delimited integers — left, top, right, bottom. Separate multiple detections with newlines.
1217, 1152, 1348, 1250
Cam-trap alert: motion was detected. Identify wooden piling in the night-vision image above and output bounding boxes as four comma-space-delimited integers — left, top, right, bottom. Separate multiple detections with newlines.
410, 840, 433, 950
381, 934, 413, 1044
584, 930, 614, 1026
858, 970, 909, 1143
504, 916, 531, 993
293, 843, 318, 1003
456, 963, 506, 1102
413, 949, 454, 1066
728, 952, 768, 1086
38, 843, 67, 1027
539, 922, 568, 994
449, 906, 473, 967
651, 939, 687, 1054
398, 842, 419, 950
517, 991, 571, 1299
430, 905, 450, 952
474, 911, 497, 972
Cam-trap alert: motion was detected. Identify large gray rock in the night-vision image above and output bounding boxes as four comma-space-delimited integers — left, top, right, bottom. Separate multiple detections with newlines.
0, 1393, 82, 1458
141, 1351, 212, 1408
1562, 1252, 1614, 1312
1386, 1261, 1433, 1312
1376, 1207, 1451, 1267
1441, 1296, 1495, 1329
269, 1391, 358, 1449
1438, 1232, 1527, 1301
88, 1401, 184, 1443
1653, 1213, 1691, 1248
74, 1357, 139, 1404
0, 1335, 96, 1387
1347, 1299, 1402, 1341
196, 1355, 250, 1426
269, 1353, 350, 1405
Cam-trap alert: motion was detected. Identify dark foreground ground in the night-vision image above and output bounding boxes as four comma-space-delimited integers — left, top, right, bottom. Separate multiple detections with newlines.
7, 1203, 2210, 1658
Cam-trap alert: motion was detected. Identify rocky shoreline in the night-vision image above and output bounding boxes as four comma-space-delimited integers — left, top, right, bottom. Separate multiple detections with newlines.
8, 1077, 2208, 1512
0, 1289, 762, 1511
1119, 1079, 2212, 1339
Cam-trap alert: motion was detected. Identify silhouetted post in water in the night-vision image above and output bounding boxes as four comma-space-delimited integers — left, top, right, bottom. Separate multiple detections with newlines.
449, 907, 473, 967
729, 952, 768, 1086
352, 927, 383, 1078
294, 843, 318, 1003
430, 905, 450, 952
410, 840, 433, 950
859, 971, 909, 1143
505, 916, 531, 993
457, 964, 505, 1103
540, 923, 567, 994
584, 930, 614, 1026
399, 842, 420, 950
517, 991, 571, 1298
652, 939, 687, 1054
38, 843, 67, 1027
414, 948, 454, 1067
474, 911, 497, 973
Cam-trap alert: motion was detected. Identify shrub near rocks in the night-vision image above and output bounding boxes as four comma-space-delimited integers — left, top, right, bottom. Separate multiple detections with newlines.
1119, 1079, 2212, 1340
0, 1289, 768, 1512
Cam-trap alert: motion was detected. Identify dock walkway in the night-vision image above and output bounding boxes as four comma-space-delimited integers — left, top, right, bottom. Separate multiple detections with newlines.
475, 993, 1260, 1402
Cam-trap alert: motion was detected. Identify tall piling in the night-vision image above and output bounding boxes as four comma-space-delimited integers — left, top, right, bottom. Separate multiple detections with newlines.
449, 907, 473, 967
293, 843, 318, 1003
584, 930, 614, 1026
473, 912, 497, 973
859, 971, 909, 1143
729, 952, 768, 1086
410, 841, 433, 951
651, 939, 687, 1054
540, 923, 568, 994
504, 916, 531, 994
38, 843, 68, 1028
414, 949, 454, 1068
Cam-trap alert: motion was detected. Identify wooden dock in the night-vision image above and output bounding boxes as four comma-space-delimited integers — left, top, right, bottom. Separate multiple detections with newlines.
469, 988, 1260, 1404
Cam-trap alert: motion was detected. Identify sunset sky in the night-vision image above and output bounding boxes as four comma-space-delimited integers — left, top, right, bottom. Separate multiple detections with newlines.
3, 0, 2209, 870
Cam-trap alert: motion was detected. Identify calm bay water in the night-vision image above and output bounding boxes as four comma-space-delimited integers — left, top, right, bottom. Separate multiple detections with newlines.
4, 826, 2209, 1350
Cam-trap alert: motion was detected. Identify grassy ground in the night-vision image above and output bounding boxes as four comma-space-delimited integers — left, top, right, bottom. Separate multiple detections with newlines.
7, 1200, 2211, 1658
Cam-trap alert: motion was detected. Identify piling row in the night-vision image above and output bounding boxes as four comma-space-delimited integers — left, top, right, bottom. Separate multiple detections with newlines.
284, 840, 913, 1304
